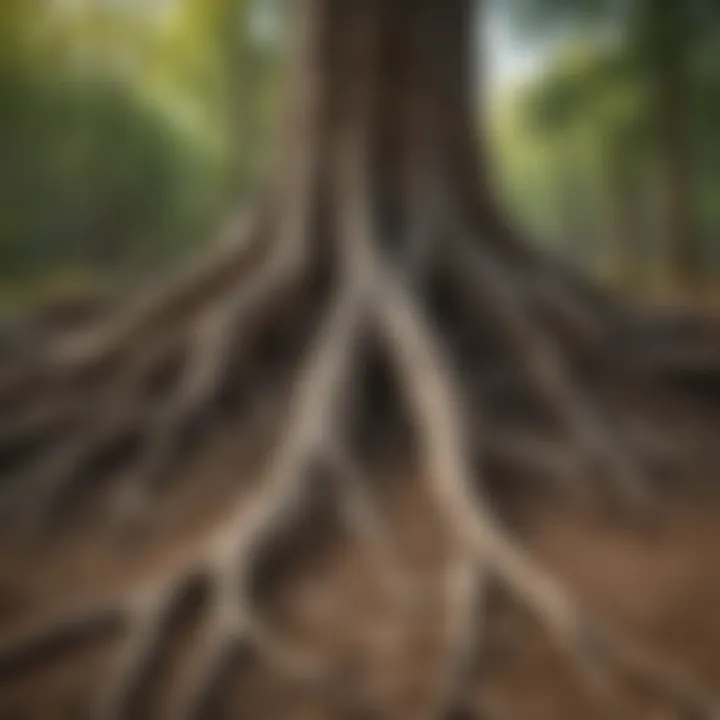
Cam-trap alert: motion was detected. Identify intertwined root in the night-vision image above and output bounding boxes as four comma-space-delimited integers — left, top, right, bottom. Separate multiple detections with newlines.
0, 185, 718, 719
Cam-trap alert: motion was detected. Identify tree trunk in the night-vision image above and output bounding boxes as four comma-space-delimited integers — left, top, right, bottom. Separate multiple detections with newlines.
274, 0, 485, 254
273, 0, 586, 287
601, 154, 644, 289
657, 68, 698, 288
643, 0, 700, 289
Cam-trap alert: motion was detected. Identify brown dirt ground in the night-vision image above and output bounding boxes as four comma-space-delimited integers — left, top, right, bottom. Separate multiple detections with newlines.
0, 389, 719, 720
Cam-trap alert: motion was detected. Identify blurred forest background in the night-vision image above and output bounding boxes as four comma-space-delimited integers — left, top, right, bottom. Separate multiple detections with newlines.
1, 0, 718, 312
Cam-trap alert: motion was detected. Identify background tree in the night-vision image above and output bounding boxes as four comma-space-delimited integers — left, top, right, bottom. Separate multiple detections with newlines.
0, 0, 280, 309
499, 0, 720, 290
519, 40, 653, 286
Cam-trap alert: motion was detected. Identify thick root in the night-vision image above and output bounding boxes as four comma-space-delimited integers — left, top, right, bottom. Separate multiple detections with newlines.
446, 228, 653, 512
374, 254, 717, 717
0, 184, 716, 719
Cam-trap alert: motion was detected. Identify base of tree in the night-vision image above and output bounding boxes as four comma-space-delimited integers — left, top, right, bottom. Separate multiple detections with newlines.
0, 176, 717, 718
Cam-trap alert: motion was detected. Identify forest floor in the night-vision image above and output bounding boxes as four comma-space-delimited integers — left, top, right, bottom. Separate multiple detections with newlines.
0, 376, 719, 720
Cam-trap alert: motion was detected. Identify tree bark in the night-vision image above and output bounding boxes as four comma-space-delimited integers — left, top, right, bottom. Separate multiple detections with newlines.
657, 67, 698, 288
274, 0, 488, 252
643, 0, 700, 289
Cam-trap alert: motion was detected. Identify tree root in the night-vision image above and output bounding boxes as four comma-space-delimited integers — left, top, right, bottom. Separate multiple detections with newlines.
445, 228, 652, 512
0, 189, 717, 719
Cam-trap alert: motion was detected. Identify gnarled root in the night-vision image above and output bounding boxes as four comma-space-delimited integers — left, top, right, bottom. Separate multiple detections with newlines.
0, 173, 716, 719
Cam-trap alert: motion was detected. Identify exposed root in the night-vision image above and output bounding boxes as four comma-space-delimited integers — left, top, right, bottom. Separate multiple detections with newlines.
112, 236, 309, 520
429, 550, 485, 719
93, 588, 177, 720
521, 263, 609, 353
481, 430, 587, 499
447, 226, 653, 512
372, 255, 717, 717
0, 396, 141, 532
0, 181, 716, 719
49, 210, 263, 375
326, 441, 415, 606
158, 591, 241, 720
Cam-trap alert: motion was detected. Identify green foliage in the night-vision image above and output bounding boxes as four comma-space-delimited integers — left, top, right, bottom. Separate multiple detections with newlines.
0, 0, 284, 293
0, 67, 214, 280
495, 0, 632, 41
495, 0, 720, 288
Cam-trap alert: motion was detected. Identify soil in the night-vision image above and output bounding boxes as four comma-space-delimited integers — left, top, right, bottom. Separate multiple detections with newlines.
0, 387, 719, 720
